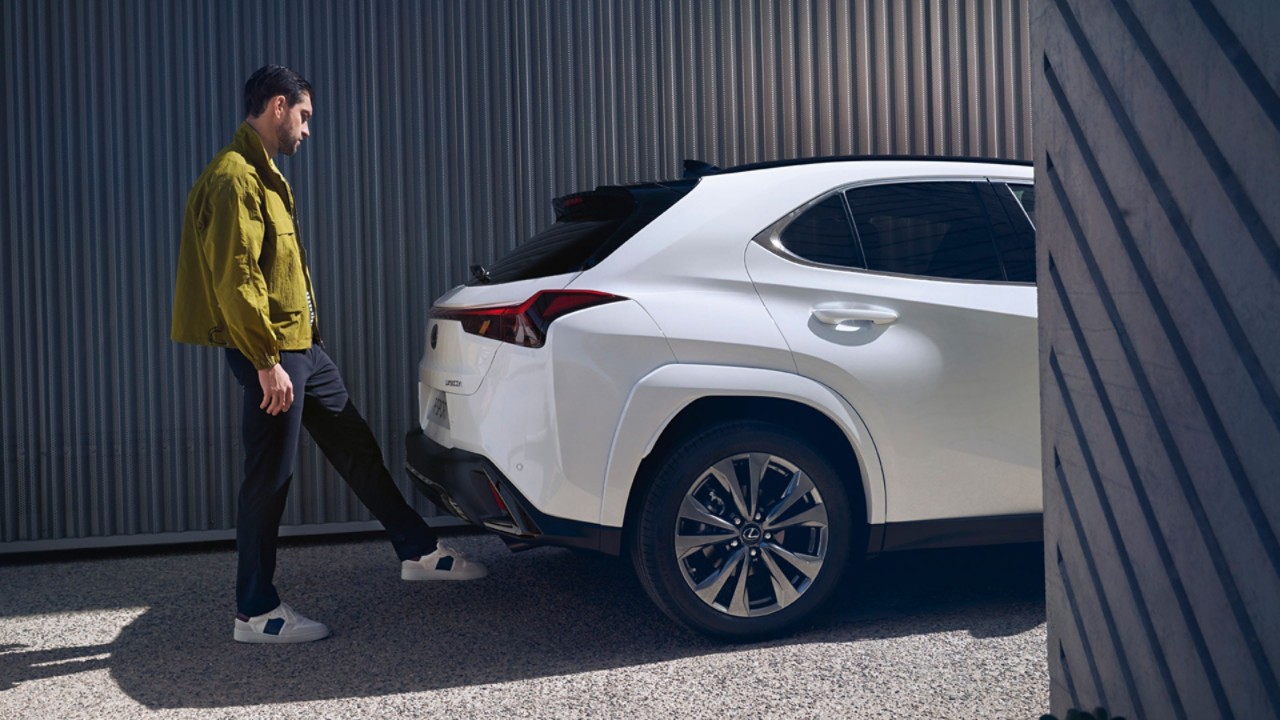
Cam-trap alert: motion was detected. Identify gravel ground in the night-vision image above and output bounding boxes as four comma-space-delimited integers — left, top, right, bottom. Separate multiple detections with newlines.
0, 533, 1048, 719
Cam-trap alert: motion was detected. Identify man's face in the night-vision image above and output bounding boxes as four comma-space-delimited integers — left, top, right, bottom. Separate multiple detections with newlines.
275, 92, 312, 156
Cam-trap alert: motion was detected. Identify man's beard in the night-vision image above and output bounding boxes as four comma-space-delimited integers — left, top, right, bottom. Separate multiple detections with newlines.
277, 127, 301, 156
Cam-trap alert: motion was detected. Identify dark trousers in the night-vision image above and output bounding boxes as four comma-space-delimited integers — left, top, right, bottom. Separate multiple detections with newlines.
226, 346, 437, 617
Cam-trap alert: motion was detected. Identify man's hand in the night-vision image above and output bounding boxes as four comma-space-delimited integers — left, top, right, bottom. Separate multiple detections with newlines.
258, 363, 294, 415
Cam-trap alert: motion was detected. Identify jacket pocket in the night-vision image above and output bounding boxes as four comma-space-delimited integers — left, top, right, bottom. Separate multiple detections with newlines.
263, 231, 308, 314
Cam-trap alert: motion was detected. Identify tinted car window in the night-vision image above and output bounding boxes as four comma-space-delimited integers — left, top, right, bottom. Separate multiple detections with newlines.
474, 182, 694, 285
845, 182, 1004, 281
1008, 184, 1035, 227
994, 183, 1036, 283
779, 194, 863, 268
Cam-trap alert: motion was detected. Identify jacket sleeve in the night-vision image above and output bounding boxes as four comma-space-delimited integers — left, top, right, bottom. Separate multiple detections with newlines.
201, 174, 281, 369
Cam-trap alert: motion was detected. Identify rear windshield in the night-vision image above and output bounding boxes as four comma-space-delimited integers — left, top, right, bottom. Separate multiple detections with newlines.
470, 181, 695, 285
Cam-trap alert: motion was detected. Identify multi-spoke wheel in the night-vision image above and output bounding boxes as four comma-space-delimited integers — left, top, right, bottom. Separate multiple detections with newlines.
632, 421, 860, 641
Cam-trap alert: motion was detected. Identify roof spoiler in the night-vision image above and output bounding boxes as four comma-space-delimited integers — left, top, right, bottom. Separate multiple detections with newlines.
682, 159, 721, 178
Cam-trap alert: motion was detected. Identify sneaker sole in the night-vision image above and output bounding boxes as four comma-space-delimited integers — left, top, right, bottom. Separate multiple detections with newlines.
401, 567, 488, 581
233, 626, 331, 644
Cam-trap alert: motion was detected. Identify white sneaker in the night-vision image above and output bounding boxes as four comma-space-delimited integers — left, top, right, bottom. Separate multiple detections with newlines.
233, 602, 331, 644
401, 543, 489, 581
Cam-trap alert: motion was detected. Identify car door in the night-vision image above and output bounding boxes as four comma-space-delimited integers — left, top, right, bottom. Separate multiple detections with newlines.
743, 178, 1040, 524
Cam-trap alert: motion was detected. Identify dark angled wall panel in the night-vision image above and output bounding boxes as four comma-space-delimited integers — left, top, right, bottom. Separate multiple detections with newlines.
1034, 0, 1280, 717
2, 0, 1032, 551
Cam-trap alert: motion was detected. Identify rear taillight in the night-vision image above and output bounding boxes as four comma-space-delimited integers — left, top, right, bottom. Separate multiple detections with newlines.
431, 290, 626, 348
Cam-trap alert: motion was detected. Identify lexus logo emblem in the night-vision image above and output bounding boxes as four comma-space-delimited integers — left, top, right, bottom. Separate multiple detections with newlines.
742, 525, 762, 542
430, 324, 439, 349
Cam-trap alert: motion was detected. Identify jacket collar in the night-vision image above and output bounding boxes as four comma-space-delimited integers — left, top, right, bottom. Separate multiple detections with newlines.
231, 121, 294, 209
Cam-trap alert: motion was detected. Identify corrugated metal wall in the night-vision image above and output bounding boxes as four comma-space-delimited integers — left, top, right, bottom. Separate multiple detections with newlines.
1035, 0, 1280, 717
1, 0, 1032, 552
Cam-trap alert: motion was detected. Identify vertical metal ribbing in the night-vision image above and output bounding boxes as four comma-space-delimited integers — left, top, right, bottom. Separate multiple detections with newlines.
0, 0, 1032, 551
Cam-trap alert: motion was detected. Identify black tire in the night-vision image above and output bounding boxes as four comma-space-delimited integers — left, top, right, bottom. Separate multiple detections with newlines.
630, 421, 862, 641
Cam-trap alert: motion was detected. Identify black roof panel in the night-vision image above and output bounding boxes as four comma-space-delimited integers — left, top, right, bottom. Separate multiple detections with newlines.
717, 154, 1033, 175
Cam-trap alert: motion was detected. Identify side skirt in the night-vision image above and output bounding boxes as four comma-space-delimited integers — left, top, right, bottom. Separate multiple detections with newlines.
867, 514, 1043, 553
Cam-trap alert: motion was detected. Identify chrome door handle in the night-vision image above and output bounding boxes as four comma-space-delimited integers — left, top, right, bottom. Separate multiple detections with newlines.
811, 304, 898, 326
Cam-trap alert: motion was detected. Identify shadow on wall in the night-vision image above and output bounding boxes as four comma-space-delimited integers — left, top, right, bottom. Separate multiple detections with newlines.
0, 536, 1044, 708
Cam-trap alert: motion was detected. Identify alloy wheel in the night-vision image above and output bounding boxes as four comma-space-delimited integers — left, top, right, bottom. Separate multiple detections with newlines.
673, 452, 830, 618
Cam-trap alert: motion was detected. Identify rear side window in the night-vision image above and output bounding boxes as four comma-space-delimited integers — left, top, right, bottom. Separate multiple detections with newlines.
778, 194, 864, 268
472, 182, 694, 285
845, 182, 1004, 282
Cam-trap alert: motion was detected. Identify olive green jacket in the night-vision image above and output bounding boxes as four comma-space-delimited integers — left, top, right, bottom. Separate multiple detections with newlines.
171, 122, 318, 369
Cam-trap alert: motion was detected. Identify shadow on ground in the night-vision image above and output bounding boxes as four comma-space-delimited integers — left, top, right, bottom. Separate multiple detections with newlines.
0, 534, 1044, 708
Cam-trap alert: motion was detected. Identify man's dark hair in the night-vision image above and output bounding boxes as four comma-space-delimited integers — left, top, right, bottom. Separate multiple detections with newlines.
244, 65, 313, 118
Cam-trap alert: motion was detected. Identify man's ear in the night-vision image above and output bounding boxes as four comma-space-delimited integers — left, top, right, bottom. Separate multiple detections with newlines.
273, 95, 287, 117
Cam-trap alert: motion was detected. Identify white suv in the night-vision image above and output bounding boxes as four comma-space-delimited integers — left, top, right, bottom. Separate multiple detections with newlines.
405, 156, 1039, 640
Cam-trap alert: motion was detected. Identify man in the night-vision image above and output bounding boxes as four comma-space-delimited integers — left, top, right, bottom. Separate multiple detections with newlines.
172, 65, 485, 644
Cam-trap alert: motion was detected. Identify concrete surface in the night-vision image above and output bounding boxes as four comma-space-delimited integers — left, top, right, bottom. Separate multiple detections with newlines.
1035, 0, 1280, 716
0, 533, 1048, 719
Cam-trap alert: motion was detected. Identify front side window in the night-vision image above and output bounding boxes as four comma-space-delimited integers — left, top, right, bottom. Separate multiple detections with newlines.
994, 183, 1037, 283
1008, 184, 1036, 227
845, 182, 1004, 282
778, 194, 863, 268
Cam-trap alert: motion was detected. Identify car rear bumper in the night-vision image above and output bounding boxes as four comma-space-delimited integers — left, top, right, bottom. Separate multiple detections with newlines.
404, 428, 623, 555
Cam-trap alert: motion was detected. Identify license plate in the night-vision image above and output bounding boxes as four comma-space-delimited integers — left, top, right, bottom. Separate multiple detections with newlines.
429, 392, 451, 429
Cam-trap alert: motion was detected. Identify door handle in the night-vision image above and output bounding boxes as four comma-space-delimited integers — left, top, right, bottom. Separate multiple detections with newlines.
811, 304, 898, 327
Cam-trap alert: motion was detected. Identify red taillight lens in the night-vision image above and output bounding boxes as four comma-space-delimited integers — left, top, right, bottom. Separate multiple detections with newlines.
488, 481, 509, 514
431, 290, 626, 348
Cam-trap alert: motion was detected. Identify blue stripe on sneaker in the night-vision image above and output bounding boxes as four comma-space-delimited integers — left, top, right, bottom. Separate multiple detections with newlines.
264, 618, 285, 635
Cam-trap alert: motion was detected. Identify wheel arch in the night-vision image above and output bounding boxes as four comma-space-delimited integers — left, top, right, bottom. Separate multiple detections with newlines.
599, 364, 886, 546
